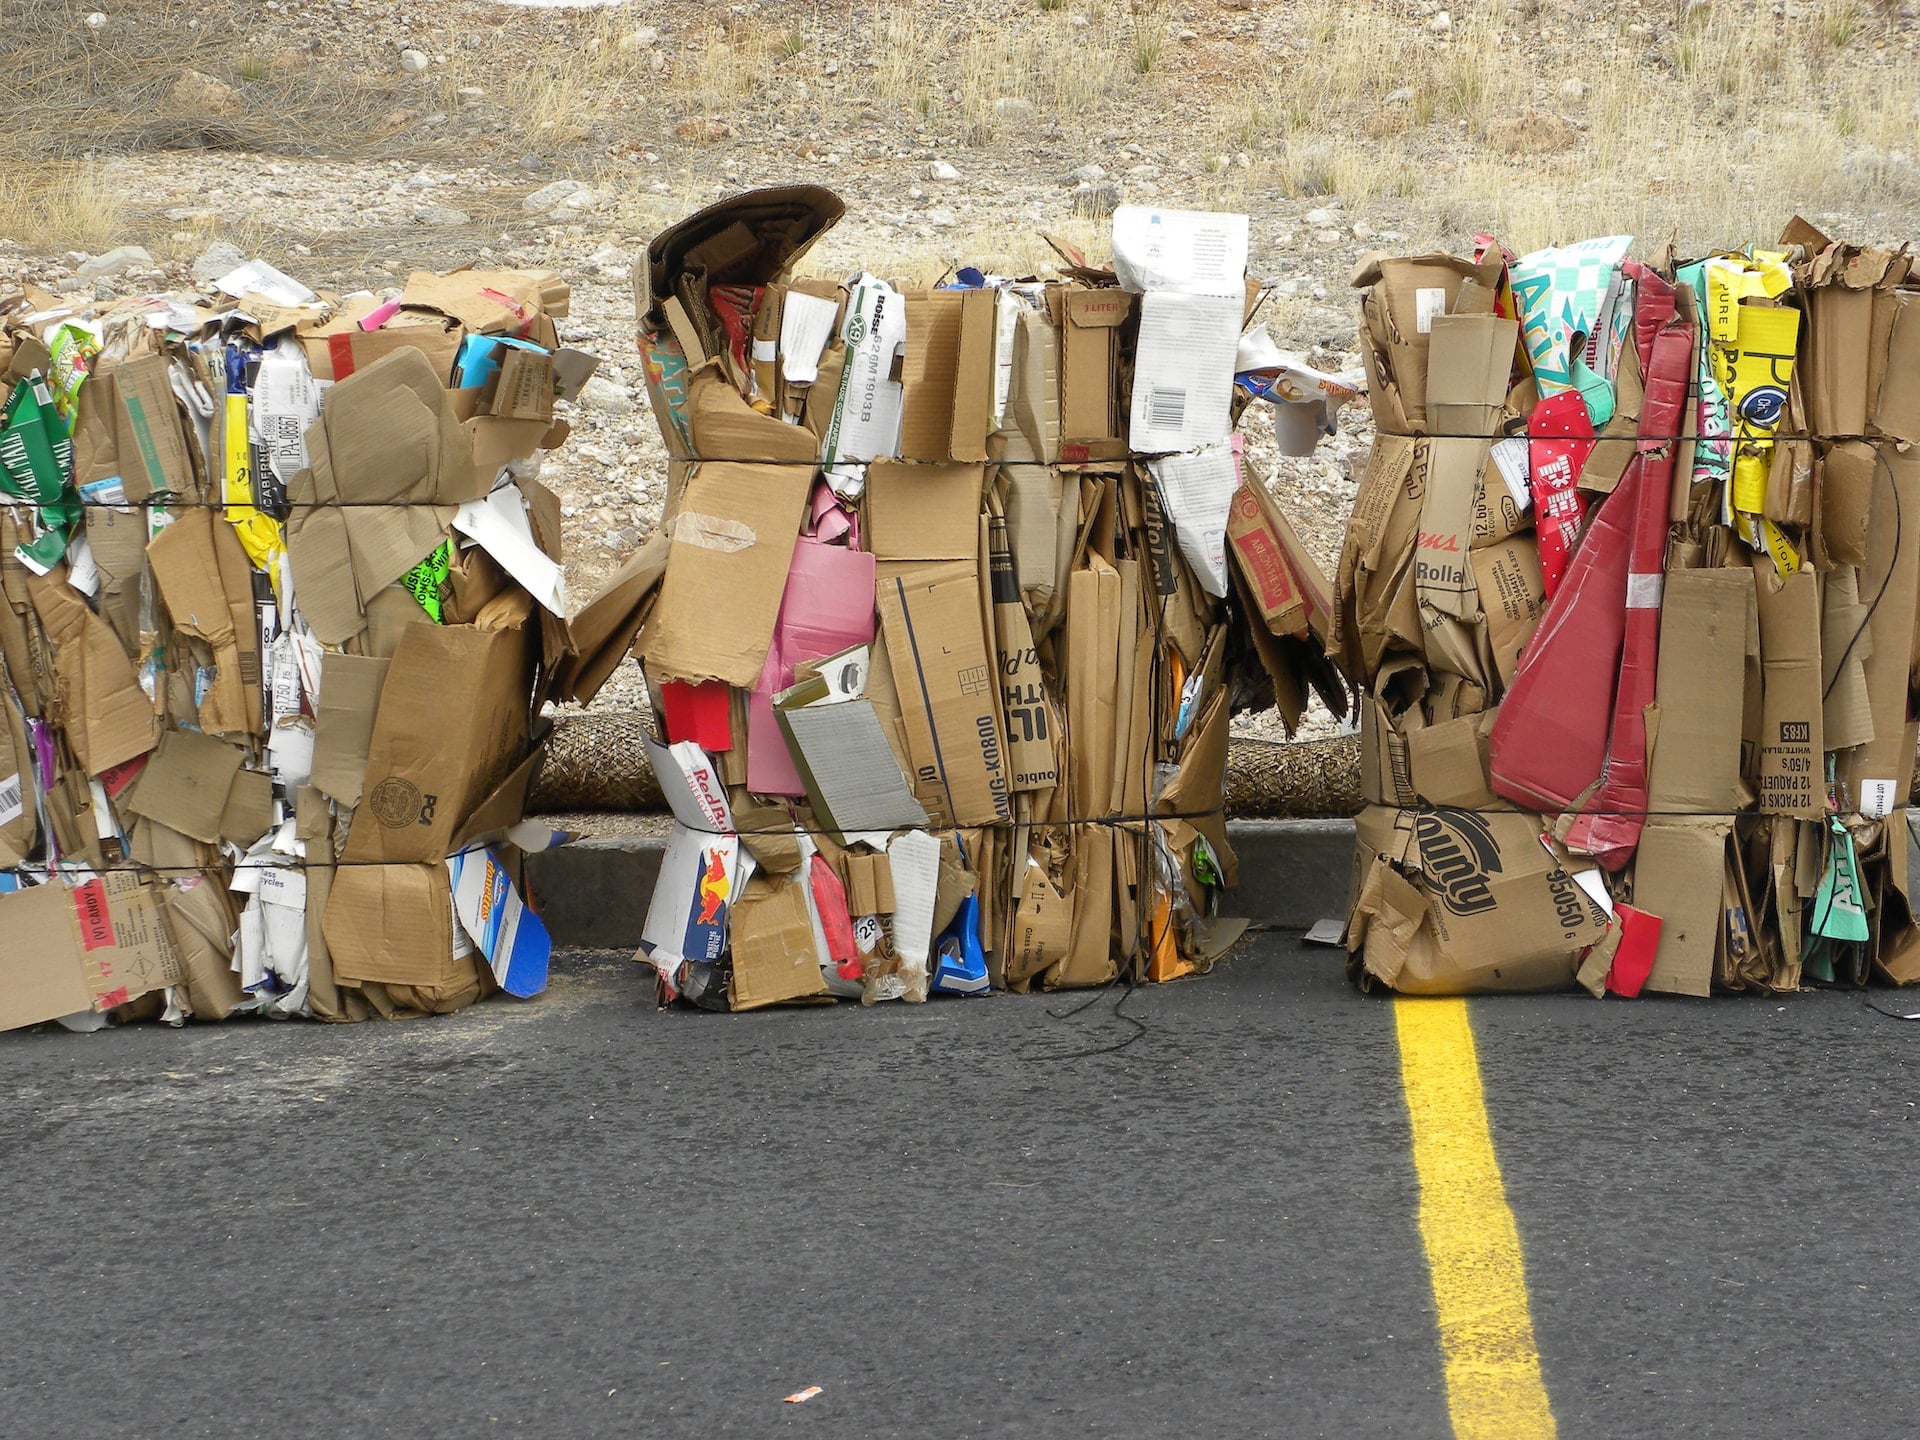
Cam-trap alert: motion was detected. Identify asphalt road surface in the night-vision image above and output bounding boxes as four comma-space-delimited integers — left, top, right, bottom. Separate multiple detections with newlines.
4, 936, 1918, 1438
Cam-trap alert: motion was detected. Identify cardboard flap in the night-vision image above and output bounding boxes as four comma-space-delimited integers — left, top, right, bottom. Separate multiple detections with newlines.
0, 883, 95, 1031
644, 462, 812, 686
126, 729, 245, 844
26, 568, 160, 775
546, 530, 670, 706
686, 364, 822, 462
343, 622, 534, 864
323, 862, 458, 989
866, 461, 985, 561
309, 652, 392, 807
645, 185, 845, 317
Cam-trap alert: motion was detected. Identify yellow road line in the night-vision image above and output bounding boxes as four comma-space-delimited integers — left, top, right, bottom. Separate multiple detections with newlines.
1395, 997, 1557, 1440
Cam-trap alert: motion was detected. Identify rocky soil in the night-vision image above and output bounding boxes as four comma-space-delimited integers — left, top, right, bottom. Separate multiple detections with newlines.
5, 0, 1918, 741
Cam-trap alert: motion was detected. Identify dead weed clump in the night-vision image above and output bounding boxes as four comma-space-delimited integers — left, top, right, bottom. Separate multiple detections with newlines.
0, 0, 436, 162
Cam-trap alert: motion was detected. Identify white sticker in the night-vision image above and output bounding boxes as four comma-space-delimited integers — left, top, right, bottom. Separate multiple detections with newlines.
1571, 867, 1616, 920
1489, 437, 1532, 511
0, 772, 24, 827
1625, 573, 1664, 610
1415, 288, 1448, 335
1860, 778, 1898, 821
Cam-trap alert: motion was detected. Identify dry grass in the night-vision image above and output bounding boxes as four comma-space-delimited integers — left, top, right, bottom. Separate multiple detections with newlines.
0, 163, 130, 251
4, 0, 1916, 265
0, 0, 430, 161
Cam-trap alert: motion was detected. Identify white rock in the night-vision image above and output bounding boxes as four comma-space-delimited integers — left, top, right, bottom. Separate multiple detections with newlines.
929, 160, 959, 181
1303, 206, 1337, 226
190, 240, 246, 285
580, 376, 635, 415
1560, 77, 1587, 102
1070, 163, 1106, 183
993, 96, 1037, 122
84, 11, 107, 30
456, 86, 486, 105
76, 245, 153, 278
618, 26, 659, 51
399, 48, 429, 73
523, 178, 587, 212
1429, 11, 1452, 33
927, 208, 958, 229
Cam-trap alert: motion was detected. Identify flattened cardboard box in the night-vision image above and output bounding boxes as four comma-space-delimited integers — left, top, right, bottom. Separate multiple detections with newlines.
343, 622, 533, 864
1059, 288, 1133, 461
643, 462, 812, 687
1347, 805, 1607, 994
877, 562, 1013, 828
285, 346, 480, 646
0, 872, 185, 1031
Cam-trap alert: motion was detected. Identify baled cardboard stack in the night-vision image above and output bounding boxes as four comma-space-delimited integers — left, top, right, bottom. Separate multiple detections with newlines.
1338, 218, 1920, 998
0, 260, 595, 1030
573, 186, 1349, 1009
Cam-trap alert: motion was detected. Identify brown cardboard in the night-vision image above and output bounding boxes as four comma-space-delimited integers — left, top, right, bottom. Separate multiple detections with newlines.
1819, 566, 1874, 753
161, 877, 245, 1021
1004, 301, 1060, 463
342, 622, 533, 864
309, 653, 391, 806
950, 289, 996, 462
898, 291, 965, 462
126, 729, 244, 844
1405, 712, 1499, 809
687, 364, 820, 461
877, 562, 1012, 829
0, 690, 35, 865
1646, 568, 1753, 818
988, 516, 1060, 793
298, 323, 461, 385
842, 851, 896, 916
1007, 844, 1073, 985
1637, 822, 1732, 998
0, 883, 96, 1030
218, 767, 274, 846
1058, 287, 1133, 461
1838, 449, 1920, 806
1226, 482, 1309, 637
1427, 314, 1518, 438
323, 862, 462, 989
1820, 441, 1876, 568
1753, 567, 1824, 818
85, 502, 147, 655
147, 507, 262, 738
26, 569, 159, 776
643, 462, 812, 686
285, 346, 478, 645
112, 354, 193, 502
401, 267, 565, 333
1351, 252, 1505, 434
1874, 293, 1920, 442
1470, 539, 1545, 693
490, 346, 555, 422
866, 461, 984, 562
1346, 805, 1604, 993
1336, 434, 1425, 682
726, 876, 829, 1010
548, 531, 670, 706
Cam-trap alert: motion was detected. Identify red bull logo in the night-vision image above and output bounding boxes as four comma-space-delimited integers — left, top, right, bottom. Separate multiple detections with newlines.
695, 847, 731, 926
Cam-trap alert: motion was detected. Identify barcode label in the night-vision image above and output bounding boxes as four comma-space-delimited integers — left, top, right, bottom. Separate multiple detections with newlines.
1147, 386, 1187, 432
0, 772, 22, 827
